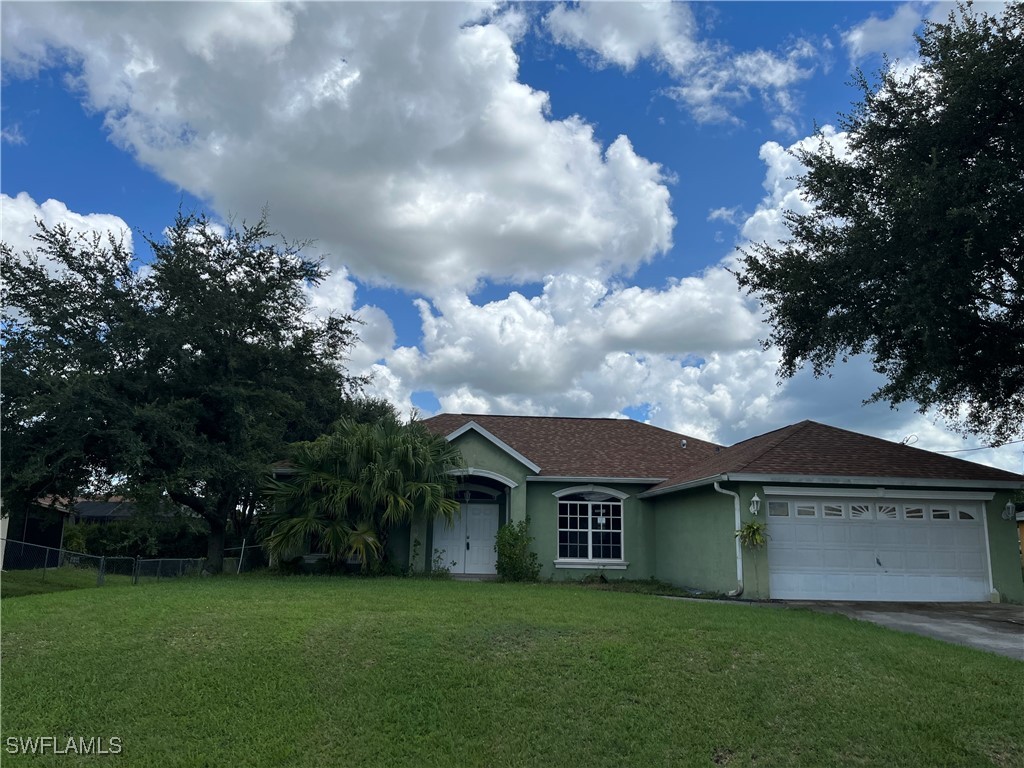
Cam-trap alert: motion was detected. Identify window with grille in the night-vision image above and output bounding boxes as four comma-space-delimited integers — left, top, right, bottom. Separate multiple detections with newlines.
557, 494, 623, 561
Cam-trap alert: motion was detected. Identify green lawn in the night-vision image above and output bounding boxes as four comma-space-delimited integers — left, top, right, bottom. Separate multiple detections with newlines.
1, 566, 134, 599
1, 578, 1021, 767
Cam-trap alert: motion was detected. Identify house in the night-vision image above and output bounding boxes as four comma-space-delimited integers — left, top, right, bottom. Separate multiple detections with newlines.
409, 414, 1024, 603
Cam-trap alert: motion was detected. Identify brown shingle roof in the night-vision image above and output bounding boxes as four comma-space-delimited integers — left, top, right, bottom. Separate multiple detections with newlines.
420, 413, 722, 479
648, 420, 1022, 493
422, 414, 1021, 491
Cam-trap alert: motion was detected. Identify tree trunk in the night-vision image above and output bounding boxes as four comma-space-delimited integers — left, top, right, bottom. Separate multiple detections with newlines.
204, 517, 226, 575
378, 525, 390, 567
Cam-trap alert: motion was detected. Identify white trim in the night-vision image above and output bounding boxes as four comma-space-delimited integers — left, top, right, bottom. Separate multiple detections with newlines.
728, 473, 1022, 490
981, 501, 996, 596
448, 467, 519, 489
1016, 511, 1024, 522
446, 421, 541, 473
713, 481, 743, 597
528, 476, 666, 484
552, 485, 629, 500
640, 472, 1019, 499
762, 486, 996, 502
553, 559, 629, 570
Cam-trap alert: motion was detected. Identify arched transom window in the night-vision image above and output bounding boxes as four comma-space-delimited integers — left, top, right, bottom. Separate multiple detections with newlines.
557, 492, 623, 561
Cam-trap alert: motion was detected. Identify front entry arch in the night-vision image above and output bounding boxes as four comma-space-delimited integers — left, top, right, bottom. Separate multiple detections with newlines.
431, 475, 507, 575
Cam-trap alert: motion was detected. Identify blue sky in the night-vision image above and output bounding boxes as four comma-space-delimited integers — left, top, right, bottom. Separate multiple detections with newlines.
2, 1, 1020, 472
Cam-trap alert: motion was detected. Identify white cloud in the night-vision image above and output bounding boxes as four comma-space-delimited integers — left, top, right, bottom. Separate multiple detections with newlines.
842, 3, 925, 61
1, 192, 133, 259
1, 124, 26, 145
707, 205, 742, 226
1, 2, 674, 292
374, 122, 1018, 471
545, 1, 820, 131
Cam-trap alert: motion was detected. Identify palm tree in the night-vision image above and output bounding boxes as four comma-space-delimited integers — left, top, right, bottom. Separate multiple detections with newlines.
262, 415, 463, 570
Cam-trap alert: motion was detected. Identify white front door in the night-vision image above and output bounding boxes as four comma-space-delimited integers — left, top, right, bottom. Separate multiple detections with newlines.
432, 513, 465, 573
766, 497, 990, 601
432, 503, 499, 575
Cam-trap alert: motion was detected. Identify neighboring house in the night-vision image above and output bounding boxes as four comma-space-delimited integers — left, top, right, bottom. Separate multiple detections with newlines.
72, 498, 139, 524
412, 414, 1024, 603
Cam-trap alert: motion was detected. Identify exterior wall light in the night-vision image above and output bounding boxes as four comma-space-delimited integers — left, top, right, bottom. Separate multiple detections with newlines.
749, 494, 761, 516
1002, 501, 1017, 520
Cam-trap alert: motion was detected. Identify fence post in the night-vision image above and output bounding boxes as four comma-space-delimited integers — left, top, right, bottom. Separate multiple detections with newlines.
132, 556, 140, 586
97, 556, 106, 587
237, 538, 246, 575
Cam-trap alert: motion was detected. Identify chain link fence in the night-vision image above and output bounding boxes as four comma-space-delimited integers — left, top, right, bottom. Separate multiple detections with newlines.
2, 537, 266, 597
1, 539, 135, 597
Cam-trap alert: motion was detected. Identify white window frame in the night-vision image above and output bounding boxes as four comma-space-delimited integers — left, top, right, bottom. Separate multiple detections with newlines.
553, 489, 628, 569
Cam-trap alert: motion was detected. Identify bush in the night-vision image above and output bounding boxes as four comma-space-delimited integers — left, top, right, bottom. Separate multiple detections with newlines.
494, 519, 540, 582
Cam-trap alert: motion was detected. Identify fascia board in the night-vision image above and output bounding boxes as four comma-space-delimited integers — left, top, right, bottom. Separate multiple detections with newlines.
728, 473, 1023, 490
526, 476, 667, 485
761, 485, 996, 501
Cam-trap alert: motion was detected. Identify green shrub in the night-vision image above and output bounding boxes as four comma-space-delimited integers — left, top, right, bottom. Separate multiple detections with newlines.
494, 519, 540, 582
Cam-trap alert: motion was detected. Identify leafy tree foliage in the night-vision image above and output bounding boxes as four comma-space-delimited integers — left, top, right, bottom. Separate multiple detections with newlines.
2, 213, 365, 572
261, 414, 463, 570
738, 3, 1023, 444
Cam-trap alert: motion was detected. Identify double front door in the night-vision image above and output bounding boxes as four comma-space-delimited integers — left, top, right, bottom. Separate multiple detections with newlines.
432, 503, 499, 575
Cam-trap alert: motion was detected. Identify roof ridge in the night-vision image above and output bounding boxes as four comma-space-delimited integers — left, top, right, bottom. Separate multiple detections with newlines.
714, 421, 810, 473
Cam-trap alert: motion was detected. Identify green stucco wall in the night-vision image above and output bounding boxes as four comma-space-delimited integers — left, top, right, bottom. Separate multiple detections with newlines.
652, 485, 738, 594
988, 491, 1024, 603
406, 429, 532, 573
451, 431, 531, 524
526, 481, 656, 581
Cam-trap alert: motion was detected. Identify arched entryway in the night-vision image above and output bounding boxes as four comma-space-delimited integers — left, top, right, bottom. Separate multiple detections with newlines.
431, 472, 513, 576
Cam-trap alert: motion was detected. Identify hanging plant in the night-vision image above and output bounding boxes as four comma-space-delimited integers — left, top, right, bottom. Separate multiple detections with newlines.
736, 520, 769, 550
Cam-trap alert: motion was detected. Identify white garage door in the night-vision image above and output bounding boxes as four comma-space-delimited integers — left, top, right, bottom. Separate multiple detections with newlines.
766, 496, 991, 601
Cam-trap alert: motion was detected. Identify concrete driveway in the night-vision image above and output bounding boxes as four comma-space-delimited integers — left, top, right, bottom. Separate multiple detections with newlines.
788, 601, 1024, 660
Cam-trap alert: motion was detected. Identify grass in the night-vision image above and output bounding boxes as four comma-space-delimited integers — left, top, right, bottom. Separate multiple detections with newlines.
1, 566, 133, 599
1, 577, 1021, 767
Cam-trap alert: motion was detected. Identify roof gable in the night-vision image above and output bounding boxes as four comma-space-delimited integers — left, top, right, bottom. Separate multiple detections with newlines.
445, 420, 542, 473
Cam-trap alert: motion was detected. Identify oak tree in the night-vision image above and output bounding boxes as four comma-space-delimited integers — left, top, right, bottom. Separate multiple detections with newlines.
738, 3, 1023, 444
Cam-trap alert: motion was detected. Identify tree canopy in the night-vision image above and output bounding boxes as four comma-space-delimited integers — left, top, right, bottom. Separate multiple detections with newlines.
261, 413, 463, 570
737, 2, 1023, 445
1, 212, 365, 571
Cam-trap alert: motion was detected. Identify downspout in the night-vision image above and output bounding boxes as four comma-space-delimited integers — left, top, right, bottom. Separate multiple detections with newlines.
713, 481, 743, 597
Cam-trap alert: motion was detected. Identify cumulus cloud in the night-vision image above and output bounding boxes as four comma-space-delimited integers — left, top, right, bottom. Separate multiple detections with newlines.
544, 0, 820, 132
842, 3, 925, 61
374, 121, 1019, 471
1, 191, 133, 259
1, 2, 674, 292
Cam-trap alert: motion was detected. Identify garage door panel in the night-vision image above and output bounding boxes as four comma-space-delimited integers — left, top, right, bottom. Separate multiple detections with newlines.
793, 526, 821, 544
904, 550, 936, 571
931, 527, 966, 548
845, 549, 876, 569
904, 528, 932, 548
848, 526, 876, 545
875, 549, 905, 570
823, 549, 851, 569
821, 526, 850, 545
790, 549, 824, 568
957, 551, 985, 572
767, 494, 991, 602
